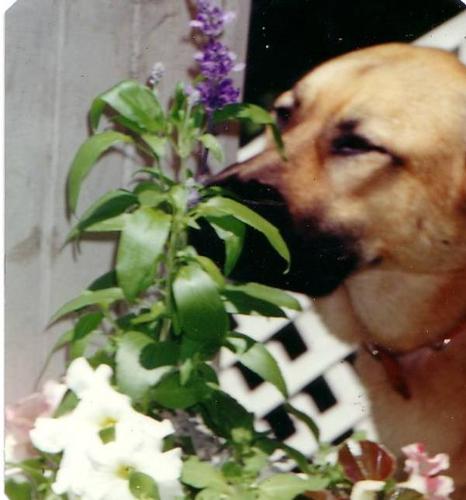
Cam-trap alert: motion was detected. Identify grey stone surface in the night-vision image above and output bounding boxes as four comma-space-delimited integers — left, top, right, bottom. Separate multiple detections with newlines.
6, 0, 250, 402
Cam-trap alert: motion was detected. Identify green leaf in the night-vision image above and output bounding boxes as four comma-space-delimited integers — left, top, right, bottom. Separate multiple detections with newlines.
173, 262, 228, 342
256, 474, 329, 500
116, 208, 171, 301
179, 358, 195, 385
206, 215, 245, 275
169, 82, 188, 123
139, 342, 180, 370
116, 331, 170, 401
195, 489, 231, 500
284, 403, 320, 442
195, 255, 225, 288
222, 290, 286, 317
88, 270, 118, 291
112, 115, 146, 134
89, 96, 106, 131
73, 311, 104, 341
199, 134, 224, 163
212, 103, 284, 156
50, 287, 124, 323
199, 390, 254, 441
69, 335, 90, 360
84, 213, 129, 233
67, 189, 137, 240
5, 478, 33, 500
136, 189, 167, 209
131, 301, 165, 325
256, 438, 311, 473
53, 390, 79, 417
169, 184, 189, 212
201, 197, 289, 269
99, 425, 116, 444
90, 80, 165, 132
51, 328, 74, 352
229, 333, 288, 397
68, 131, 133, 212
9, 459, 48, 487
241, 448, 269, 479
129, 471, 161, 500
138, 167, 175, 187
141, 134, 167, 159
213, 103, 275, 126
151, 371, 212, 409
181, 457, 227, 490
225, 283, 300, 311
180, 337, 222, 362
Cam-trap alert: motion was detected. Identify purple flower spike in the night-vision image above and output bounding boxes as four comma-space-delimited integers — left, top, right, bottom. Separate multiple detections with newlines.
190, 0, 235, 38
196, 78, 240, 112
191, 0, 243, 113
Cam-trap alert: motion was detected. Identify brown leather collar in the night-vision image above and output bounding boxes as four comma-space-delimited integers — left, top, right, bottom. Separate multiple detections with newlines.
364, 321, 466, 400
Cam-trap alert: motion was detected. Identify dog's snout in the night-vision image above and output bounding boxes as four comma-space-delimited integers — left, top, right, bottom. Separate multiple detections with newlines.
216, 175, 286, 210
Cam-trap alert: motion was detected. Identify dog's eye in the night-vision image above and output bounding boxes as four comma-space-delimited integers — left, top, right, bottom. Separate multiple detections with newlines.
274, 105, 293, 129
331, 133, 380, 156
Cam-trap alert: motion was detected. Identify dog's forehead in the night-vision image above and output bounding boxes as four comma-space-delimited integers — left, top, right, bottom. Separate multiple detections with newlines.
294, 44, 466, 110
290, 44, 466, 148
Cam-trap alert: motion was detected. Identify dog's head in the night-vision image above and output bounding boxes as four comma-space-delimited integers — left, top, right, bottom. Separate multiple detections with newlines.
215, 44, 466, 296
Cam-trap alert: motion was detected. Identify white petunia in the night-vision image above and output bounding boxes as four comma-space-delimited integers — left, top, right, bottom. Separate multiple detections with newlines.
350, 480, 385, 500
29, 358, 183, 499
65, 358, 114, 397
82, 437, 183, 500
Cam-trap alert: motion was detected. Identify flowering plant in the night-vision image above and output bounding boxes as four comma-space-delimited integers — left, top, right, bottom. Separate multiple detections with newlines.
5, 1, 454, 499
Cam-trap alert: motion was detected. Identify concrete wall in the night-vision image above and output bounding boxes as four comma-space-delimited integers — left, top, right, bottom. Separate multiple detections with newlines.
5, 0, 250, 402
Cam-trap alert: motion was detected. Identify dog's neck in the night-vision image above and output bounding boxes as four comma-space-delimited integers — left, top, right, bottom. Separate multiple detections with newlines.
344, 268, 466, 352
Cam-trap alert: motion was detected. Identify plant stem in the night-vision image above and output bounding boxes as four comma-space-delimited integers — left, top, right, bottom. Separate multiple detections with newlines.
160, 210, 187, 342
198, 112, 213, 178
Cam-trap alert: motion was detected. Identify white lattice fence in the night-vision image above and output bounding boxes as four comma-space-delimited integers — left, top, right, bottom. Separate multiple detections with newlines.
219, 10, 466, 457
219, 297, 376, 457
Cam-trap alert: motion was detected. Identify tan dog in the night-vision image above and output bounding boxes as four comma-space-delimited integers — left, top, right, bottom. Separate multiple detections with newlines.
216, 44, 466, 493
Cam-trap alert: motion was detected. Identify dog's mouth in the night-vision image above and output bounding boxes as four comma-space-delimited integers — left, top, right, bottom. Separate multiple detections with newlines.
202, 176, 361, 297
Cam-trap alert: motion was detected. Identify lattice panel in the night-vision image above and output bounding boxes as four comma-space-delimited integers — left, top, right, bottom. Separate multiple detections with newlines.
219, 295, 376, 458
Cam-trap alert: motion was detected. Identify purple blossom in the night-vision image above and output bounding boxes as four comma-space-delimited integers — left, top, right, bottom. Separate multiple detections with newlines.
195, 40, 237, 80
196, 78, 240, 112
190, 0, 235, 38
191, 0, 243, 113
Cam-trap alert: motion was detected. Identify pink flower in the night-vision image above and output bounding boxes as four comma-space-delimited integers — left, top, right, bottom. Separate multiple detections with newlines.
399, 443, 454, 500
402, 443, 449, 477
5, 381, 67, 462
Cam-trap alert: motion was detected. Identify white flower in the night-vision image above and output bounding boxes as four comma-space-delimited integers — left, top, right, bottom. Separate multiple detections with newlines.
29, 358, 183, 499
30, 381, 134, 455
350, 480, 385, 500
82, 431, 183, 500
65, 357, 114, 397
